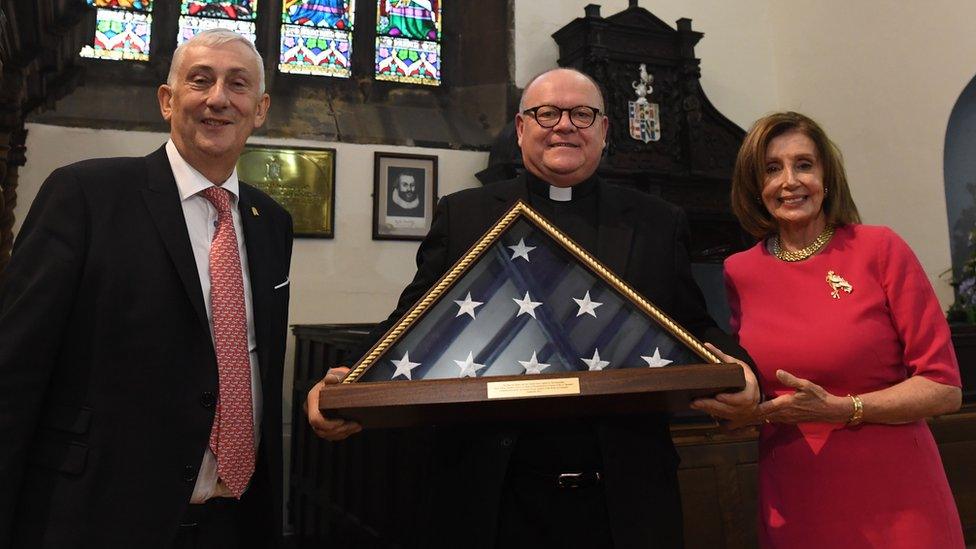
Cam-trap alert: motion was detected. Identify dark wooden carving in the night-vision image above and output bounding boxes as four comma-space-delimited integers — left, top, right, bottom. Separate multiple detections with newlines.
481, 1, 751, 261
554, 2, 750, 261
0, 0, 93, 277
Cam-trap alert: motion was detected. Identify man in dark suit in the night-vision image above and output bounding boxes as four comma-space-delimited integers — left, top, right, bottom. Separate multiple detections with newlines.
0, 29, 292, 549
307, 68, 758, 547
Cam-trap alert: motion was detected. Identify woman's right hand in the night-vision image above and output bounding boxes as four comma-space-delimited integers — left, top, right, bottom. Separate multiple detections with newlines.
304, 366, 363, 441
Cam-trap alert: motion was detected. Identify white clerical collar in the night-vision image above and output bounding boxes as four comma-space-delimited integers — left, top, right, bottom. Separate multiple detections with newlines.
165, 139, 240, 204
549, 185, 573, 202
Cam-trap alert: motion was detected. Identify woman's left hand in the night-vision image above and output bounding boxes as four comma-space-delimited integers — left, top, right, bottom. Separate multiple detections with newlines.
758, 369, 851, 424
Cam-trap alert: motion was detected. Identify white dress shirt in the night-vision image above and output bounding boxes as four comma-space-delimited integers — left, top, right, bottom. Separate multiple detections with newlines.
165, 140, 263, 503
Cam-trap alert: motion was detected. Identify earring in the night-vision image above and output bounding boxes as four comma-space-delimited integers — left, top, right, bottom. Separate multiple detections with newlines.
824, 187, 829, 197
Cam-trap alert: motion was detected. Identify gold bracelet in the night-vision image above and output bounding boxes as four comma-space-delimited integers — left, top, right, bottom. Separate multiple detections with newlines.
847, 394, 864, 426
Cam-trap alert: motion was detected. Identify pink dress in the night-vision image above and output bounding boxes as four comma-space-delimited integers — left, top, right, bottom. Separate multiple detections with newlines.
724, 224, 964, 548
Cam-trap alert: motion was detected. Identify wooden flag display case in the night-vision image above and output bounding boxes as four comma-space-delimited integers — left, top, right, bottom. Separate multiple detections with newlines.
321, 201, 744, 428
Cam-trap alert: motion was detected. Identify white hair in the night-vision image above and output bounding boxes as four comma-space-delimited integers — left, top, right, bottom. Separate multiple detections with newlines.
167, 29, 266, 94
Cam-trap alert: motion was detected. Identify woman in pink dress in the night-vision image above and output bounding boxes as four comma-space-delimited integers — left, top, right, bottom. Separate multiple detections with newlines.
696, 112, 964, 547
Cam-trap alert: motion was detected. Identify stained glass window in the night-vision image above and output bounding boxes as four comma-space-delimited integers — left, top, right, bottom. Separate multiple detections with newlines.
375, 0, 441, 86
89, 0, 151, 7
80, 0, 153, 62
279, 0, 355, 78
178, 0, 259, 45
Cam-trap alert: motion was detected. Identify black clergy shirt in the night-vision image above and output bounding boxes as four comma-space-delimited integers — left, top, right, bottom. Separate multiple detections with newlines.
506, 172, 604, 475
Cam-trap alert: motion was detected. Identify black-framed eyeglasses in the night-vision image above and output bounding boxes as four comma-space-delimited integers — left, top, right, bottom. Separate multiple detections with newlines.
521, 105, 602, 129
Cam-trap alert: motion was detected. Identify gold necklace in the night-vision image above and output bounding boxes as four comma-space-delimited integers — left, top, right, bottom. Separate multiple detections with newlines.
771, 224, 835, 262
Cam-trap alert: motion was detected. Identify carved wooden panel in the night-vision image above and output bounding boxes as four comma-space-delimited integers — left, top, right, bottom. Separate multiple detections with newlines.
553, 2, 751, 260
480, 2, 752, 261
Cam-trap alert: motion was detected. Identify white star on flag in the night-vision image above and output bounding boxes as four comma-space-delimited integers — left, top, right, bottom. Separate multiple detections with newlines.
573, 291, 603, 317
454, 292, 483, 319
581, 348, 609, 371
454, 351, 486, 378
513, 292, 543, 318
508, 238, 536, 261
390, 352, 421, 380
518, 351, 550, 374
641, 347, 673, 368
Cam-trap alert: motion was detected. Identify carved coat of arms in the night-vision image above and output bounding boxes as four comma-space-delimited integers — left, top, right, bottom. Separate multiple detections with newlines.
628, 63, 661, 143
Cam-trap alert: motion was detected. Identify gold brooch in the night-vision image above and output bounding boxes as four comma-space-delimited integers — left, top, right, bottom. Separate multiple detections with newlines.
826, 270, 853, 299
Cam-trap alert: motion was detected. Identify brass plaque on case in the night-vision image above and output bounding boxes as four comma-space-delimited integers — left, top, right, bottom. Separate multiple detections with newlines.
321, 200, 743, 428
486, 378, 581, 399
237, 146, 336, 238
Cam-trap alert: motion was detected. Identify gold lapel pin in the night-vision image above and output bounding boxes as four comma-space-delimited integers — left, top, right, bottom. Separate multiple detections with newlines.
251, 206, 260, 216
826, 270, 853, 299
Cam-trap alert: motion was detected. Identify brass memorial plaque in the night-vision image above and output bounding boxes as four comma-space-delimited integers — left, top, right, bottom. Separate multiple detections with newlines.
237, 146, 336, 238
486, 378, 581, 400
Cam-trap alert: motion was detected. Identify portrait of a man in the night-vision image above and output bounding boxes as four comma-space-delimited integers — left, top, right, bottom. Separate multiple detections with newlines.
387, 166, 426, 218
372, 153, 437, 240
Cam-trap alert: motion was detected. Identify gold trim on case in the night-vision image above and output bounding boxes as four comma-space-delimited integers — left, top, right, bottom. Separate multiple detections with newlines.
518, 203, 720, 365
344, 200, 719, 383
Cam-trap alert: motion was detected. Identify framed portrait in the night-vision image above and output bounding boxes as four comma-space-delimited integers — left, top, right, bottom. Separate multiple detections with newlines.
372, 152, 438, 241
237, 145, 336, 238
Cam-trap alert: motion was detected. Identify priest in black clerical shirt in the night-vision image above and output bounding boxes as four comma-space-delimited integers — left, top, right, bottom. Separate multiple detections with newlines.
307, 68, 760, 548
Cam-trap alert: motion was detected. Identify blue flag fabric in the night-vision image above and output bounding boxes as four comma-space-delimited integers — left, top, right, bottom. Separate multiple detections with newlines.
358, 211, 706, 382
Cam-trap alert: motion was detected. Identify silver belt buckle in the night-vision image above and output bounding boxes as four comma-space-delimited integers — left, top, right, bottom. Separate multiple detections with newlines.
557, 472, 600, 489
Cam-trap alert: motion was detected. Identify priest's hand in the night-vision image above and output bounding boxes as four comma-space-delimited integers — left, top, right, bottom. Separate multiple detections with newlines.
690, 343, 761, 429
305, 366, 363, 441
756, 370, 851, 424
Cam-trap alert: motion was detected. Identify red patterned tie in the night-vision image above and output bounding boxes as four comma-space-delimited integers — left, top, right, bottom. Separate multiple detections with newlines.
202, 185, 254, 498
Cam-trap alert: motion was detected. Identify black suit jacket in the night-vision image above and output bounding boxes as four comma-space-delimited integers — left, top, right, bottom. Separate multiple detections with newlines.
0, 146, 293, 548
365, 175, 747, 548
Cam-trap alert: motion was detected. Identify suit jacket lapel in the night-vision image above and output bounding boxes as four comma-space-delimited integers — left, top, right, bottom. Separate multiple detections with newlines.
141, 146, 210, 332
237, 184, 274, 385
596, 180, 635, 277
488, 174, 530, 216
